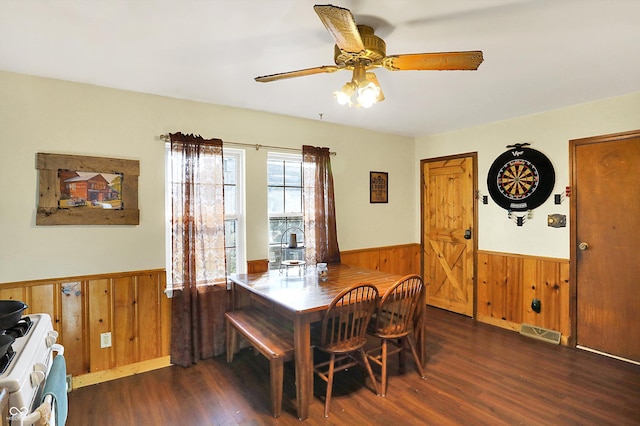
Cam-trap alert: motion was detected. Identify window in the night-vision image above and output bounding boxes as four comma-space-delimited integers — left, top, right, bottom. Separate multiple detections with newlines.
267, 153, 303, 269
165, 146, 245, 285
223, 149, 246, 274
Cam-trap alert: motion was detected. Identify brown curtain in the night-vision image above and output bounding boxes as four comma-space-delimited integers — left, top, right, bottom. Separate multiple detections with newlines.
302, 145, 340, 264
168, 132, 227, 367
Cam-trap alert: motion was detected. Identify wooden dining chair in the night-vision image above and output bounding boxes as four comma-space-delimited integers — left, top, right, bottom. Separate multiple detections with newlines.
312, 283, 380, 417
366, 274, 426, 396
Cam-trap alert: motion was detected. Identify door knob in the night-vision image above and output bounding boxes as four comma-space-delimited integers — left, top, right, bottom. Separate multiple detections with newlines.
578, 242, 589, 251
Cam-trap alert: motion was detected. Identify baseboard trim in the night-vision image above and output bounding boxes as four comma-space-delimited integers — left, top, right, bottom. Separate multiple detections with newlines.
476, 314, 520, 331
72, 356, 172, 389
576, 345, 640, 365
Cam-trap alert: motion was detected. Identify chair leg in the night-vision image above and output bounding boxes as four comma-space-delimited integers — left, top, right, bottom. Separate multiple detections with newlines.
381, 339, 388, 397
269, 358, 284, 418
324, 354, 336, 418
359, 348, 380, 396
406, 334, 426, 379
226, 322, 236, 363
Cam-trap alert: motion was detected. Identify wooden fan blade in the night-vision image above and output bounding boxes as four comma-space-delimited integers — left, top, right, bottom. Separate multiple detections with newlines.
255, 65, 342, 82
382, 51, 484, 71
314, 4, 365, 53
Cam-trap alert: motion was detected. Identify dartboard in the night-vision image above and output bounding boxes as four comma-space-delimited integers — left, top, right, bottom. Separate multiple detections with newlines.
487, 145, 555, 211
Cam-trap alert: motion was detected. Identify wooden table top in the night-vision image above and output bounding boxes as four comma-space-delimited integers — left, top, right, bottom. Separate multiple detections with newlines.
229, 264, 401, 315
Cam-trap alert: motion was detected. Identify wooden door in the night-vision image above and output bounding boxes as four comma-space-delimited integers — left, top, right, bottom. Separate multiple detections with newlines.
421, 155, 476, 316
570, 130, 640, 362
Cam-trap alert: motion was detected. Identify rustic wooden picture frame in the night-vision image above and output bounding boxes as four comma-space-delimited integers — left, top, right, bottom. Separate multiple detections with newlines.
370, 171, 388, 203
36, 153, 140, 225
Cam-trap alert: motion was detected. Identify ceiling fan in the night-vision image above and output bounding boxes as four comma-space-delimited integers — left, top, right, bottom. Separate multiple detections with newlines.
255, 4, 484, 108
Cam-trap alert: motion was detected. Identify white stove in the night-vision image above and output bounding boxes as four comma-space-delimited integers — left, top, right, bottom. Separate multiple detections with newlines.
0, 313, 63, 425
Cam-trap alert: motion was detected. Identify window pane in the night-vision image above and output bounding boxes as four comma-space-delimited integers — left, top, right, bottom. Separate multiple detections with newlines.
287, 218, 304, 245
268, 217, 304, 270
284, 161, 302, 186
268, 245, 281, 265
268, 187, 284, 214
225, 219, 237, 247
269, 217, 287, 245
224, 185, 236, 215
223, 157, 236, 184
226, 248, 237, 274
267, 160, 284, 185
284, 187, 302, 213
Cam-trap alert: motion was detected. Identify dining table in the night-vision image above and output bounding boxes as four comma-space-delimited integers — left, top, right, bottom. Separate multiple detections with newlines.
228, 263, 426, 420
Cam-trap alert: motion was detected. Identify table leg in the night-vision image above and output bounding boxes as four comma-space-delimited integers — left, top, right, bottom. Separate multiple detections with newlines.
293, 315, 311, 420
418, 304, 426, 366
416, 289, 427, 367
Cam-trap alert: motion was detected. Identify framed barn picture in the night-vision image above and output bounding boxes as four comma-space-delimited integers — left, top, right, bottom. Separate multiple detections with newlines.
36, 153, 140, 225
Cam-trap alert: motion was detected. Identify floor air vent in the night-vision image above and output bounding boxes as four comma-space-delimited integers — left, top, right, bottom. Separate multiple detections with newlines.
519, 323, 561, 345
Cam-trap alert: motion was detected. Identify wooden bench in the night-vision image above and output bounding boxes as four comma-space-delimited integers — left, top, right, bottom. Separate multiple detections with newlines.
225, 308, 294, 418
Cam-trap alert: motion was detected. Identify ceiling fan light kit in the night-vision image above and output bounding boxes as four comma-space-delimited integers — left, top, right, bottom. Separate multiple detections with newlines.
334, 82, 356, 106
334, 62, 383, 108
255, 4, 483, 109
355, 78, 381, 108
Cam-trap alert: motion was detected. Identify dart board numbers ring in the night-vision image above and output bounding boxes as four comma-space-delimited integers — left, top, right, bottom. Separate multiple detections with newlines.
487, 145, 555, 211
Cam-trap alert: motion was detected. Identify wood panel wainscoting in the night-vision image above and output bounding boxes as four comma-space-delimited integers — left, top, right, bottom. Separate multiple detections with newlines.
477, 250, 570, 344
0, 269, 171, 389
344, 245, 571, 345
247, 259, 270, 273
340, 243, 420, 276
248, 244, 421, 277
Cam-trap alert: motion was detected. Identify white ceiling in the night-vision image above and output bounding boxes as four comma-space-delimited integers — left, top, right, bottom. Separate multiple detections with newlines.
1, 0, 639, 138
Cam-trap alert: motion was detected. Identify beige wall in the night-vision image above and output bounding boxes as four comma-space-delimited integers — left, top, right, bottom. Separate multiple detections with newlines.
415, 91, 640, 259
0, 71, 415, 283
2, 70, 638, 283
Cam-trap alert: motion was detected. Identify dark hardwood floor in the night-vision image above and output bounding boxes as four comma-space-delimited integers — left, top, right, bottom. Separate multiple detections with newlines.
67, 307, 640, 425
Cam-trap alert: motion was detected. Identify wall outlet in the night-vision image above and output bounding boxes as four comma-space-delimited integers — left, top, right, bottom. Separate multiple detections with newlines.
100, 332, 112, 348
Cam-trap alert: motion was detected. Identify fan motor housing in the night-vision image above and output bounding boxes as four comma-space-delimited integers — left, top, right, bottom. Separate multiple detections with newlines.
334, 25, 386, 67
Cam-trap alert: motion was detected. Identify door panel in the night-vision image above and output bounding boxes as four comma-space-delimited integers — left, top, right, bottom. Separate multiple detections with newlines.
422, 156, 476, 316
572, 131, 640, 361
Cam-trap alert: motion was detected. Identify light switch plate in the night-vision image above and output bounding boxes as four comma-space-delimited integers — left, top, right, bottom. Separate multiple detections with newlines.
547, 214, 566, 228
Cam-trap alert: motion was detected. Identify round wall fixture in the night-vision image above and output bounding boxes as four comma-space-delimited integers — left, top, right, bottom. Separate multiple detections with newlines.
487, 143, 555, 212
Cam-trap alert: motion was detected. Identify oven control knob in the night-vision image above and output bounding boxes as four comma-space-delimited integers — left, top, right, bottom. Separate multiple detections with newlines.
31, 370, 45, 387
46, 330, 59, 347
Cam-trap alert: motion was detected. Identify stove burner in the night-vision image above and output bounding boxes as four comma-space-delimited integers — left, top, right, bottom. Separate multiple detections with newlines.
0, 346, 14, 375
0, 316, 33, 375
3, 316, 32, 339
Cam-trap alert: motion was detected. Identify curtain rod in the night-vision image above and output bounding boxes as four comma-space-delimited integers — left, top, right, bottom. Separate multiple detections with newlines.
158, 134, 336, 155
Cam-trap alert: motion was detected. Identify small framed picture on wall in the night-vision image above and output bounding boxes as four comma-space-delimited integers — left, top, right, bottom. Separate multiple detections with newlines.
370, 171, 388, 203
